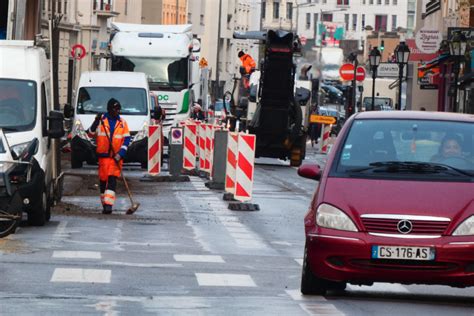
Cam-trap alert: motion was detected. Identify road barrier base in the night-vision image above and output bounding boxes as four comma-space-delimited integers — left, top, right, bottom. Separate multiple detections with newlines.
223, 192, 236, 201
198, 170, 209, 178
228, 202, 260, 212
205, 181, 225, 190
182, 168, 199, 177
140, 175, 190, 182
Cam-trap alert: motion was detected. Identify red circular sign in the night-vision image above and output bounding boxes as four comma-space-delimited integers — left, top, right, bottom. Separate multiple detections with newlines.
300, 36, 307, 45
339, 63, 355, 81
70, 44, 86, 60
356, 66, 366, 82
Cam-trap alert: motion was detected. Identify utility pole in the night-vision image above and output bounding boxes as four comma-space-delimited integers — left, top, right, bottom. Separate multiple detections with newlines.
214, 0, 223, 100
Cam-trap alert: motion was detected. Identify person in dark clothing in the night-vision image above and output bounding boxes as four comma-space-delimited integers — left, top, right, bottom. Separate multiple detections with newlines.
191, 103, 205, 121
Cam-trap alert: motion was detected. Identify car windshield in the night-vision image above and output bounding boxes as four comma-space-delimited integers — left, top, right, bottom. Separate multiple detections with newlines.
112, 56, 188, 91
0, 79, 36, 132
77, 87, 148, 115
334, 119, 474, 181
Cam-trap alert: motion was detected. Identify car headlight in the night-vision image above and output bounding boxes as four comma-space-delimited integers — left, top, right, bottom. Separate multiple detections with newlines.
0, 162, 14, 174
316, 203, 358, 232
11, 142, 30, 158
133, 122, 149, 143
452, 216, 474, 236
72, 120, 90, 141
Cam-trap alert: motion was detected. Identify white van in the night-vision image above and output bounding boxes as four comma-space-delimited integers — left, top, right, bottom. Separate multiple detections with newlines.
67, 71, 152, 168
0, 41, 64, 229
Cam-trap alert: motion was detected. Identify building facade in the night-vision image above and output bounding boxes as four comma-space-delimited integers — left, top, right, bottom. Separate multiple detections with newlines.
190, 0, 260, 98
297, 0, 408, 48
261, 0, 296, 31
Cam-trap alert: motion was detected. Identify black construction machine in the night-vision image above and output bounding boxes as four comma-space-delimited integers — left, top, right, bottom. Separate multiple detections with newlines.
232, 30, 310, 166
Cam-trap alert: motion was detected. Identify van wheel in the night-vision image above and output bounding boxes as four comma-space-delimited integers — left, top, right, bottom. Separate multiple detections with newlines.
71, 152, 83, 169
28, 188, 47, 226
0, 210, 21, 238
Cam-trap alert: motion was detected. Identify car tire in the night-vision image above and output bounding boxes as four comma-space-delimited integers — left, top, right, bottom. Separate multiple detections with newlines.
301, 242, 329, 295
27, 188, 47, 226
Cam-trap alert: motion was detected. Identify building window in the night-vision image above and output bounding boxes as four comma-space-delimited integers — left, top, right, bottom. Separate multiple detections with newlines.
344, 14, 349, 31
287, 3, 293, 20
375, 15, 387, 31
377, 0, 382, 4
391, 15, 397, 31
337, 0, 349, 4
272, 1, 279, 19
124, 0, 128, 15
306, 13, 311, 29
313, 13, 319, 33
352, 14, 357, 30
362, 14, 365, 29
322, 13, 332, 22
200, 14, 204, 25
369, 0, 373, 4
363, 0, 366, 3
262, 1, 266, 19
393, 0, 397, 4
385, 0, 389, 4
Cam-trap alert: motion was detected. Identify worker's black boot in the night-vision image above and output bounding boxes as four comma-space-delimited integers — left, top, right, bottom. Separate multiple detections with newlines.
102, 205, 112, 214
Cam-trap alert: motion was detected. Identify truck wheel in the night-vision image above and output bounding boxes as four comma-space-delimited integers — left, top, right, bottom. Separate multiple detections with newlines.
71, 152, 83, 169
27, 188, 47, 226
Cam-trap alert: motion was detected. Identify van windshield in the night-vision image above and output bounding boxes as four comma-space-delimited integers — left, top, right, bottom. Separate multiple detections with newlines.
77, 87, 148, 116
0, 79, 36, 132
363, 97, 393, 111
111, 56, 188, 91
334, 119, 474, 181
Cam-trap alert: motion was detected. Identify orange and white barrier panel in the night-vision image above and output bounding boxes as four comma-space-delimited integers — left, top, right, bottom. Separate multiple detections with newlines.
198, 124, 207, 171
148, 124, 162, 176
225, 132, 239, 194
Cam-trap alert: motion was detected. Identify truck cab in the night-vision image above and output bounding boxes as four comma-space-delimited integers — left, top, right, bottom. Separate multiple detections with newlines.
0, 40, 64, 229
68, 71, 151, 168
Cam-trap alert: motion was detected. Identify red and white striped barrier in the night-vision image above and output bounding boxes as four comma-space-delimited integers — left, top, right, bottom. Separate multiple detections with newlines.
183, 123, 197, 170
225, 132, 239, 194
320, 124, 331, 154
234, 133, 256, 202
204, 123, 213, 173
148, 124, 162, 176
198, 124, 207, 171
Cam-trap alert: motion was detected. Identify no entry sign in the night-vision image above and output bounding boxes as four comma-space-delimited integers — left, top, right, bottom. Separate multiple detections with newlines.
339, 63, 366, 82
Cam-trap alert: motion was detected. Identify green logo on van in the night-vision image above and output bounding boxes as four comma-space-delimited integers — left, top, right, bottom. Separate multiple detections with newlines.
158, 95, 169, 101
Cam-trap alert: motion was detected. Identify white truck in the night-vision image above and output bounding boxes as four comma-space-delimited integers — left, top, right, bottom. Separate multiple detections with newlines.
0, 41, 65, 234
109, 22, 199, 138
362, 77, 397, 111
65, 71, 152, 169
319, 47, 344, 83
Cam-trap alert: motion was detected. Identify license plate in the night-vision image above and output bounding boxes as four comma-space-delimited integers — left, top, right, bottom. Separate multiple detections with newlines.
371, 245, 435, 260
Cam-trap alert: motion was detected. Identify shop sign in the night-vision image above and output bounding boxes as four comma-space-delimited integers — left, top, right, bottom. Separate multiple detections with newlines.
415, 28, 442, 54
418, 63, 440, 90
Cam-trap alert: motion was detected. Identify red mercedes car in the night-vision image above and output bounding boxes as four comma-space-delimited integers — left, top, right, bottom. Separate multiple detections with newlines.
298, 111, 474, 295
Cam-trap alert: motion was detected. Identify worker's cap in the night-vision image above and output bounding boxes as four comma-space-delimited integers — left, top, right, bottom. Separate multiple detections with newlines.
238, 50, 245, 57
107, 98, 121, 111
193, 104, 202, 111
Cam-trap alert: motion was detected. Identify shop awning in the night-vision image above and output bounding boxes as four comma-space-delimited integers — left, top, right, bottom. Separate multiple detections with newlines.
417, 54, 451, 71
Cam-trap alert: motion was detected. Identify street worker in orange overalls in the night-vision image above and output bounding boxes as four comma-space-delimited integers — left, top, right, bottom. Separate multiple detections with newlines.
87, 98, 130, 214
238, 50, 256, 90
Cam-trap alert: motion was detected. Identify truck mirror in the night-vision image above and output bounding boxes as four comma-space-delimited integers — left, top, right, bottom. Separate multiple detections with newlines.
47, 111, 65, 139
63, 103, 74, 119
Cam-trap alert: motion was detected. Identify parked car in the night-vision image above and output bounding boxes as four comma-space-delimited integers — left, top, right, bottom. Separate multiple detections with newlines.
320, 84, 344, 105
298, 111, 474, 294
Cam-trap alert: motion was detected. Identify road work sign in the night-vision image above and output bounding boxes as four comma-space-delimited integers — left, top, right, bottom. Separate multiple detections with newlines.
310, 115, 337, 125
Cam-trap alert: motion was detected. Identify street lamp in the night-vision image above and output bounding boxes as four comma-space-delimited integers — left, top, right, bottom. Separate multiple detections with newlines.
369, 46, 381, 111
448, 31, 468, 112
394, 41, 410, 111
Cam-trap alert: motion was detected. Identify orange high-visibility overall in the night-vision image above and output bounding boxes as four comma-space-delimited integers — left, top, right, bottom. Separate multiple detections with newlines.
90, 115, 130, 207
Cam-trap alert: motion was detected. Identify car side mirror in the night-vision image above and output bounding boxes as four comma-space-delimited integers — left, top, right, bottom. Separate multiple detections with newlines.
297, 164, 322, 181
63, 103, 74, 119
48, 110, 65, 139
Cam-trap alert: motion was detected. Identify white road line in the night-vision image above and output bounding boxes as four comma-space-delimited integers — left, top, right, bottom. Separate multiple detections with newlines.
51, 268, 111, 283
300, 303, 345, 316
53, 221, 68, 240
271, 241, 293, 246
295, 259, 304, 266
102, 261, 182, 268
195, 273, 257, 287
225, 226, 250, 233
285, 289, 327, 302
53, 251, 102, 259
348, 283, 409, 293
174, 254, 225, 263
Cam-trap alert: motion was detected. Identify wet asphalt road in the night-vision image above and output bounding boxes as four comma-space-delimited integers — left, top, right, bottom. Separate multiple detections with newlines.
0, 145, 473, 315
